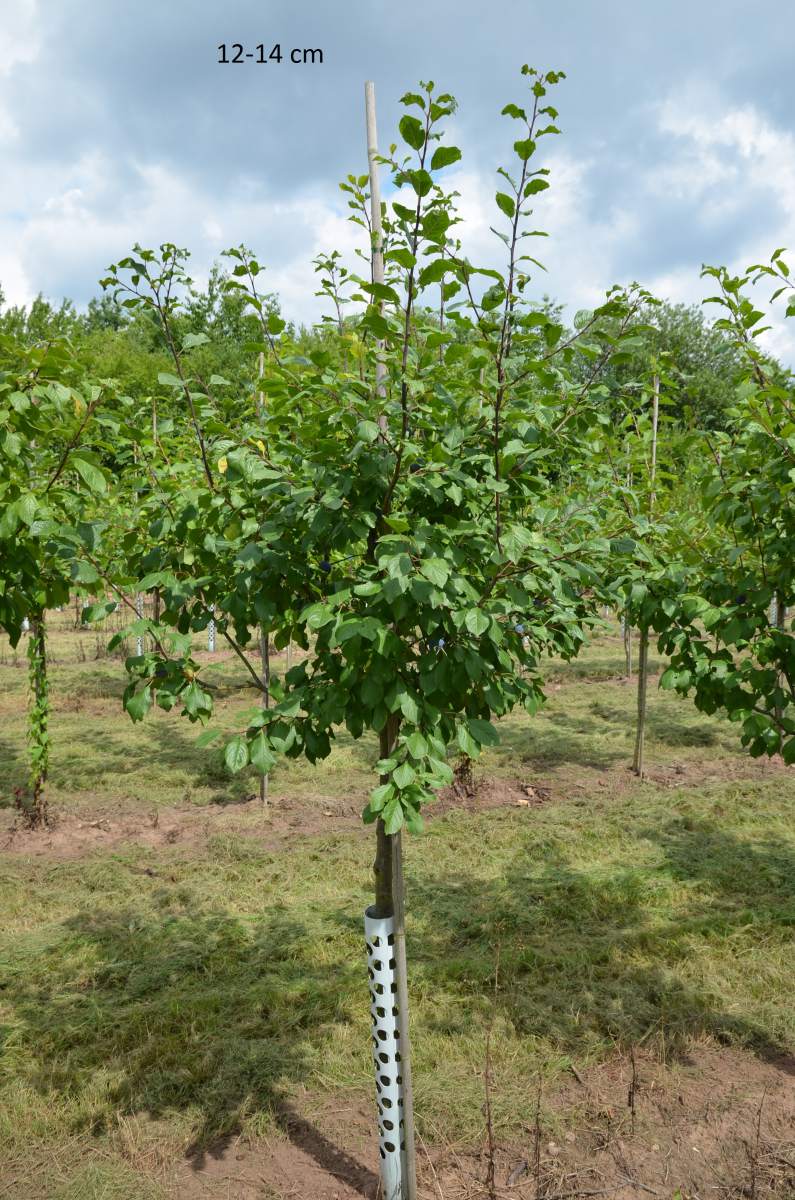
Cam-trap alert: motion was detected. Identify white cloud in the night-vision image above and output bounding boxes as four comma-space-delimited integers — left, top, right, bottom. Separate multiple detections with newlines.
648, 88, 795, 361
0, 150, 372, 326
0, 0, 40, 143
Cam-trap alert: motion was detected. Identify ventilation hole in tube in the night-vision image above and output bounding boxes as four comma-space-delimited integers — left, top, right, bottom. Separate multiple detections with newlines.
377, 1030, 387, 1042
397, 1074, 403, 1084
382, 1097, 392, 1108
376, 1006, 386, 1017
390, 982, 397, 994
395, 1051, 402, 1062
387, 933, 395, 945
380, 1147, 385, 1160
374, 983, 384, 995
383, 1119, 394, 1131
388, 957, 396, 969
392, 1006, 399, 1017
365, 941, 373, 954
367, 968, 374, 980
378, 1053, 389, 1064
384, 1141, 396, 1153
401, 1140, 406, 1151
372, 960, 382, 971
380, 1075, 390, 1086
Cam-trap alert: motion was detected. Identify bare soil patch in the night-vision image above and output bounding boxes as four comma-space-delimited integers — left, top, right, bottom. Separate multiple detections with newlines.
172, 1045, 795, 1199
0, 748, 788, 863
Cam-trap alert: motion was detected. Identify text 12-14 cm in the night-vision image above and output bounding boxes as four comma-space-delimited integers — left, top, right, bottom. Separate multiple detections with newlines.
217, 44, 324, 65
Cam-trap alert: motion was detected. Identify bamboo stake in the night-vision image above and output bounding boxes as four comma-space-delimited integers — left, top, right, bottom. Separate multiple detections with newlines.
365, 80, 388, 430
365, 79, 417, 1200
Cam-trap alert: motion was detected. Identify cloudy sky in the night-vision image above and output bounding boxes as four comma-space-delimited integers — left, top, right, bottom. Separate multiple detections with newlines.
2, 1, 794, 359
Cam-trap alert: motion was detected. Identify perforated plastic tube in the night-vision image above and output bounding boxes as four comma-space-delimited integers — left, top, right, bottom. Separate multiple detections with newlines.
135, 593, 144, 656
364, 906, 404, 1200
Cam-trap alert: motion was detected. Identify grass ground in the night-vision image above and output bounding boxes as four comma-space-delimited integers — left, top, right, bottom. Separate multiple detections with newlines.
0, 612, 793, 1198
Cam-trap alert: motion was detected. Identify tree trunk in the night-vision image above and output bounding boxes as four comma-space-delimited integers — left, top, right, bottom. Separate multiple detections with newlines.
623, 615, 632, 677
633, 627, 649, 777
775, 592, 785, 730
20, 613, 49, 829
259, 627, 270, 806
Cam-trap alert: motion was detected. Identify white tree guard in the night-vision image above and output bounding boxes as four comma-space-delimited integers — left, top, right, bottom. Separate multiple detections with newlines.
21, 616, 30, 633
135, 593, 144, 656
364, 907, 404, 1200
208, 611, 216, 653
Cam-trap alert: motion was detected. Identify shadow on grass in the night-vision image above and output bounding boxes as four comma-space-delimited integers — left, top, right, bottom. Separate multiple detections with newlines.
589, 699, 720, 749
47, 715, 376, 807
406, 817, 795, 1063
3, 815, 794, 1184
45, 719, 255, 806
487, 712, 626, 771
0, 901, 379, 1195
0, 737, 25, 807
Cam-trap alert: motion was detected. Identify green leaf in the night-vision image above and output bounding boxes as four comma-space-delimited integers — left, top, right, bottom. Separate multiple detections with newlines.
464, 609, 489, 636
496, 192, 515, 218
382, 796, 405, 835
182, 680, 212, 720
224, 736, 249, 773
249, 731, 276, 774
468, 718, 499, 747
456, 725, 479, 756
71, 559, 101, 583
81, 601, 117, 624
357, 420, 380, 443
513, 138, 536, 161
418, 259, 447, 287
183, 332, 210, 350
399, 692, 420, 723
430, 145, 461, 171
195, 728, 222, 748
72, 456, 106, 493
125, 686, 152, 723
387, 248, 416, 270
399, 114, 425, 150
405, 731, 428, 759
406, 169, 433, 197
393, 761, 416, 789
369, 782, 394, 813
419, 558, 449, 587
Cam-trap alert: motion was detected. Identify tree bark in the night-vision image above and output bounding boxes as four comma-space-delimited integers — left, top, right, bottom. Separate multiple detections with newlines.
20, 613, 49, 829
633, 627, 649, 777
259, 627, 270, 806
